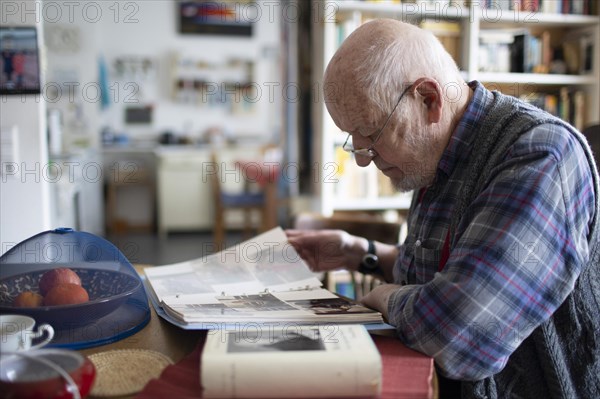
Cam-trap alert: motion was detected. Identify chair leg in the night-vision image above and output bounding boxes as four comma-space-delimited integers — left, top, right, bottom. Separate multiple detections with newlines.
242, 208, 253, 238
214, 210, 225, 251
260, 206, 270, 232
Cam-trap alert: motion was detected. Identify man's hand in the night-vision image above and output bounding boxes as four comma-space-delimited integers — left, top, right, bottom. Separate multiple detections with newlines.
285, 229, 367, 272
360, 284, 402, 322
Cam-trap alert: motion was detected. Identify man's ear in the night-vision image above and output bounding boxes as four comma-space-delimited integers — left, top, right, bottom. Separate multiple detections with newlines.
412, 77, 443, 124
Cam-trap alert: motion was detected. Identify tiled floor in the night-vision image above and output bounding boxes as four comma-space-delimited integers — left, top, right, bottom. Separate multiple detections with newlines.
106, 231, 245, 266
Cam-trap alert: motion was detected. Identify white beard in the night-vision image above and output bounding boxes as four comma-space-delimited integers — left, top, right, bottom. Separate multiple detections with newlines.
389, 119, 438, 192
391, 172, 434, 192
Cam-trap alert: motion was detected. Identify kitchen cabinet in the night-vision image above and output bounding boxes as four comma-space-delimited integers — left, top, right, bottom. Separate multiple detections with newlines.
156, 145, 263, 236
157, 148, 212, 235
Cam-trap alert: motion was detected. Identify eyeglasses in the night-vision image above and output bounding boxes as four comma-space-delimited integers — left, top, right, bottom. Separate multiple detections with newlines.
342, 84, 412, 159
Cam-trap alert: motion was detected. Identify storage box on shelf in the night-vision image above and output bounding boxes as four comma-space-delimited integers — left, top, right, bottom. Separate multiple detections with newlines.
312, 0, 599, 216
169, 53, 256, 114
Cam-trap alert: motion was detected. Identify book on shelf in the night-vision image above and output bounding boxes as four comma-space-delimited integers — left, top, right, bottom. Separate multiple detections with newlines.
520, 87, 586, 130
478, 28, 541, 74
333, 145, 407, 201
510, 30, 543, 73
144, 227, 384, 328
420, 19, 462, 65
479, 28, 588, 75
580, 34, 594, 74
480, 0, 597, 15
201, 324, 382, 398
363, 0, 401, 4
479, 29, 516, 73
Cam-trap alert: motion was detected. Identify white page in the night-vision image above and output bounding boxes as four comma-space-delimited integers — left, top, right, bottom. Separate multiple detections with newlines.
145, 227, 322, 302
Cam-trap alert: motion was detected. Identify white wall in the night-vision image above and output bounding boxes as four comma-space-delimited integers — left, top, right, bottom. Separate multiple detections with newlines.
95, 1, 283, 141
43, 8, 101, 150
0, 1, 52, 254
41, 7, 104, 236
0, 1, 286, 254
41, 1, 283, 146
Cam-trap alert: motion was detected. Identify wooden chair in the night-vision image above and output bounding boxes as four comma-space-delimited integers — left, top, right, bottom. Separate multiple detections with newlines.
210, 152, 266, 250
293, 212, 402, 299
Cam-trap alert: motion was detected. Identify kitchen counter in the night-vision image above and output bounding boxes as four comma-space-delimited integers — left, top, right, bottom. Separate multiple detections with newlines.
101, 141, 267, 236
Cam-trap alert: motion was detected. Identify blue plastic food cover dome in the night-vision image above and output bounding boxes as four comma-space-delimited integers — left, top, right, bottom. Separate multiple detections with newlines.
0, 228, 150, 349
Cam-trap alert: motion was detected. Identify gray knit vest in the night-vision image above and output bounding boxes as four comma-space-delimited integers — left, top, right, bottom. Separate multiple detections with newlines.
451, 91, 600, 399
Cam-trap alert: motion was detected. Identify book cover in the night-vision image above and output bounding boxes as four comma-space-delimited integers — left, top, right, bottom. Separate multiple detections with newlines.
201, 324, 382, 398
510, 33, 526, 72
559, 87, 571, 123
479, 30, 515, 73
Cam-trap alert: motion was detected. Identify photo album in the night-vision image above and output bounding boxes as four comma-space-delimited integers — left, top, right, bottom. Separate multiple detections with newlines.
143, 227, 384, 328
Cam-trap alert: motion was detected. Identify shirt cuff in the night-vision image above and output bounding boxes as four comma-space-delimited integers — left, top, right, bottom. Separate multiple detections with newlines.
386, 284, 419, 327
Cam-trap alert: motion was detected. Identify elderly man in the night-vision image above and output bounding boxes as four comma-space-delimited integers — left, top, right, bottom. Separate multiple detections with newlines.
287, 19, 599, 399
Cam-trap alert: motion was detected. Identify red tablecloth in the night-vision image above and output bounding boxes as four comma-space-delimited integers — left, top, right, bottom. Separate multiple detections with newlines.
137, 332, 434, 399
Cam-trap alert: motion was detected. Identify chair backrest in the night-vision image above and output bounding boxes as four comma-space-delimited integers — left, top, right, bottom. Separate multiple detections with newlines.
209, 152, 224, 213
294, 212, 401, 245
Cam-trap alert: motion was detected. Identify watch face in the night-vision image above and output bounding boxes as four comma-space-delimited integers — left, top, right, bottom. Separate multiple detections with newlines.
362, 254, 379, 270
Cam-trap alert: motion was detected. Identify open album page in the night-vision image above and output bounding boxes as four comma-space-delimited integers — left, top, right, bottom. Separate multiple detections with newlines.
144, 228, 382, 325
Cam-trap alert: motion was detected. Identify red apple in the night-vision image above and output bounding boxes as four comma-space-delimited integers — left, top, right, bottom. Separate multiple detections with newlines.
13, 291, 44, 308
39, 268, 81, 296
44, 283, 89, 306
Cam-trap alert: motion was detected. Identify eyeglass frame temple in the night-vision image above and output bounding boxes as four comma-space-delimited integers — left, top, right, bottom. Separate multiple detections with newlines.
342, 84, 413, 157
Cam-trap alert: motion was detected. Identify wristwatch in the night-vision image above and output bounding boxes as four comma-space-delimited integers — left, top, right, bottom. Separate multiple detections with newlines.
358, 240, 381, 275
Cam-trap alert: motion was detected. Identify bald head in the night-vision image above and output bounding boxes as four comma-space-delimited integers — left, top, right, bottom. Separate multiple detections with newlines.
325, 19, 419, 84
321, 19, 471, 192
323, 18, 464, 120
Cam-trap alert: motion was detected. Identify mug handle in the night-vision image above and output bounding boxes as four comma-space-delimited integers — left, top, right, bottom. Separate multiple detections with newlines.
30, 324, 55, 350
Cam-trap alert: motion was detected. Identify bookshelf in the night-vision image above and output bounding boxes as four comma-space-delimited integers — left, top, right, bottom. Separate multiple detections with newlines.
312, 0, 600, 216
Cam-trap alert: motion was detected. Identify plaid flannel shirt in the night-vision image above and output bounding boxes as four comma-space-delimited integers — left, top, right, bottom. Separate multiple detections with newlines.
388, 81, 595, 380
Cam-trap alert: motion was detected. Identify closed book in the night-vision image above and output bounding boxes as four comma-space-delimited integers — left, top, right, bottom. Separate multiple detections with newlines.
201, 324, 382, 398
510, 33, 526, 72
573, 90, 585, 131
559, 87, 571, 123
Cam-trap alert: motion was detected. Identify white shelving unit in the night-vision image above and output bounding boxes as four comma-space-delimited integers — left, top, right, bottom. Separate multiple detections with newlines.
312, 0, 600, 216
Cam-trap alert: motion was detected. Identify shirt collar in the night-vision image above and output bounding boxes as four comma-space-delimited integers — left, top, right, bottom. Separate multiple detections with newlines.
437, 81, 492, 177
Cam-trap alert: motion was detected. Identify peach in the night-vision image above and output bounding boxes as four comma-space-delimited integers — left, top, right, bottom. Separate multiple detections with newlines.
39, 268, 81, 296
44, 283, 89, 306
13, 291, 44, 307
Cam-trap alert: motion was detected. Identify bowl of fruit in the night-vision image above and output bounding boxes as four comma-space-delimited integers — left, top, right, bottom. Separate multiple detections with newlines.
0, 267, 141, 328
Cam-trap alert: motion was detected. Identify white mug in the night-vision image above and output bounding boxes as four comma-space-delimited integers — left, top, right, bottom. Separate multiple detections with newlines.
0, 314, 55, 352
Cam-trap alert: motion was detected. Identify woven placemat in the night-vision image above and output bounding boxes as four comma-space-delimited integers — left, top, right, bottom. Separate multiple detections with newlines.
88, 349, 173, 397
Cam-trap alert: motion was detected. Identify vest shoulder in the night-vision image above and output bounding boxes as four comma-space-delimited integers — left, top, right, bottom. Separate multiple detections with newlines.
507, 122, 589, 168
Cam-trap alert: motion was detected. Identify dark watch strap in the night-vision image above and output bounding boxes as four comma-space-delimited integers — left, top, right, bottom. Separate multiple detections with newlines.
366, 240, 376, 256
358, 240, 382, 275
